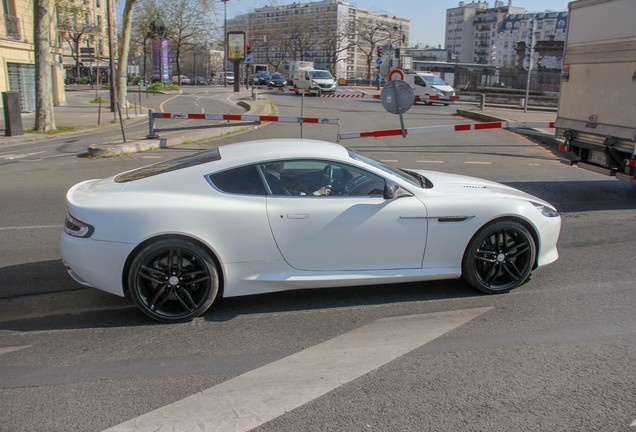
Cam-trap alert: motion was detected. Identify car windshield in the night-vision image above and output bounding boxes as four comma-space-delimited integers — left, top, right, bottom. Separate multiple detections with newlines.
114, 149, 221, 183
347, 150, 422, 188
227, 72, 234, 77
271, 73, 285, 79
309, 71, 332, 79
422, 75, 448, 86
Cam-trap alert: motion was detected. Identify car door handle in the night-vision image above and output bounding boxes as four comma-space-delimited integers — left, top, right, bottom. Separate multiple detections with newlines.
287, 214, 309, 219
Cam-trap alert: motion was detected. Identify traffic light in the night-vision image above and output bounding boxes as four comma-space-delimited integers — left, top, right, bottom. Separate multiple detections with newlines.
395, 48, 400, 58
246, 42, 251, 55
377, 46, 382, 57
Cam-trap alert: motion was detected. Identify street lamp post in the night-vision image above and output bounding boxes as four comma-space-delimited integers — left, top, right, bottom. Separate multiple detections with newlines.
222, 0, 229, 87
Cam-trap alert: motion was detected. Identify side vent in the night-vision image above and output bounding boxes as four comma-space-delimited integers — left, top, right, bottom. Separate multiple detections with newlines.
462, 184, 487, 189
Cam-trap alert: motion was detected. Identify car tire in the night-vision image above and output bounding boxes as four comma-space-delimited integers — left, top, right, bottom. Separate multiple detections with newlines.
462, 220, 536, 294
128, 238, 219, 323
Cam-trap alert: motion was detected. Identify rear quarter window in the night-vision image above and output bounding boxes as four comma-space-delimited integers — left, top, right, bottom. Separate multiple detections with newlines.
209, 165, 267, 195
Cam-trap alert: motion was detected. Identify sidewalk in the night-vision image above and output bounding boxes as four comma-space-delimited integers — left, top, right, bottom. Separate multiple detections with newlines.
0, 86, 271, 149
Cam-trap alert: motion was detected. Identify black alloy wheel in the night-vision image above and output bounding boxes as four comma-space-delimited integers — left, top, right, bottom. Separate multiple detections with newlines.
462, 220, 536, 294
128, 239, 218, 323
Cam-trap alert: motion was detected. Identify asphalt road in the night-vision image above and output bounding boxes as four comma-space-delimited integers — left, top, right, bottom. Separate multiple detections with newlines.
0, 86, 635, 431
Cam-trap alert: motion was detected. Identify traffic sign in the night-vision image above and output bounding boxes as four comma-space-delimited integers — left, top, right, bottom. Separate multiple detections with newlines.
388, 69, 405, 81
246, 54, 252, 63
376, 58, 383, 65
380, 80, 415, 115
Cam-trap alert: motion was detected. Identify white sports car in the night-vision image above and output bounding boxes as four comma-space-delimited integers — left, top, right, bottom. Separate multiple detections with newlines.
61, 139, 561, 323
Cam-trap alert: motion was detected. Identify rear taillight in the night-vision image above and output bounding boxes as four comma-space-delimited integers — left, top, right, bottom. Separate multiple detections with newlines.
64, 212, 94, 238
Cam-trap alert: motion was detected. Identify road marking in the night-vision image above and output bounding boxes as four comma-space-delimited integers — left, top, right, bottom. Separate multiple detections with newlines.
1, 151, 47, 160
464, 161, 492, 164
0, 346, 29, 355
0, 225, 63, 231
380, 159, 398, 163
141, 156, 163, 159
159, 89, 183, 113
104, 307, 491, 432
417, 160, 444, 163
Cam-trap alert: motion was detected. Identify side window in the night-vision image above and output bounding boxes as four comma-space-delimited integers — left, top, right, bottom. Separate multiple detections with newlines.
258, 160, 385, 197
209, 165, 268, 195
414, 76, 426, 87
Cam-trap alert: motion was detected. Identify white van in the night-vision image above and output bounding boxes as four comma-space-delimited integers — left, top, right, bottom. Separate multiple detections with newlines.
218, 71, 234, 85
403, 72, 455, 105
293, 69, 337, 93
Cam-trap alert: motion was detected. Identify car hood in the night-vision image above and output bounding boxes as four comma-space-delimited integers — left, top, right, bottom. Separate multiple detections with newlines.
430, 84, 454, 94
409, 169, 553, 207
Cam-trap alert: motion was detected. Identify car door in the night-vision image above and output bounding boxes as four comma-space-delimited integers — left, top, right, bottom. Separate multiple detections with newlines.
262, 160, 428, 271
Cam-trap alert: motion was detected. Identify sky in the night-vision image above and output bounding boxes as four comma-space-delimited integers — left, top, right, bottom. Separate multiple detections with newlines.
217, 0, 571, 47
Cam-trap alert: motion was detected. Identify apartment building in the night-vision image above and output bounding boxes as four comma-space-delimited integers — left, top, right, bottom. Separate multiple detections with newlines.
0, 0, 65, 111
227, 0, 409, 79
445, 1, 524, 64
446, 1, 566, 67
57, 0, 116, 83
494, 11, 567, 67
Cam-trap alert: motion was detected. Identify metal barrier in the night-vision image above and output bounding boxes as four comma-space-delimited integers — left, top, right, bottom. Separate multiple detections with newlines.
339, 121, 555, 141
147, 109, 340, 140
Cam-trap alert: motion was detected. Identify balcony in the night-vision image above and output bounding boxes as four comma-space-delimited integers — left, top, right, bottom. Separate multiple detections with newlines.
2, 14, 21, 40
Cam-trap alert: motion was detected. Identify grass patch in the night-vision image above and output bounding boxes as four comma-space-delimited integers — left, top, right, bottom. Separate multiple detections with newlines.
25, 125, 78, 134
90, 96, 108, 104
147, 83, 180, 91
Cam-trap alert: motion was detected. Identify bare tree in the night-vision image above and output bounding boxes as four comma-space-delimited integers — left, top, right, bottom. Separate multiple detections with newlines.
130, 0, 162, 82
287, 13, 319, 62
351, 17, 391, 80
317, 17, 353, 76
162, 0, 217, 85
34, 0, 56, 131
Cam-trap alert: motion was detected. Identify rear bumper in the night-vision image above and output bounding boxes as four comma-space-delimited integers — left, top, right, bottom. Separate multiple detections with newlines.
60, 233, 135, 297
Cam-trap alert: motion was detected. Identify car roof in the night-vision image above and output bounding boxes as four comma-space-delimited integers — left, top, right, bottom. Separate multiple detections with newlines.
213, 139, 349, 170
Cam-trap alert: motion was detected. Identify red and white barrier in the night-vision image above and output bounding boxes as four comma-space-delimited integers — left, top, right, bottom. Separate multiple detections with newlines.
253, 87, 317, 94
372, 94, 469, 102
153, 112, 339, 124
339, 121, 555, 140
321, 94, 366, 98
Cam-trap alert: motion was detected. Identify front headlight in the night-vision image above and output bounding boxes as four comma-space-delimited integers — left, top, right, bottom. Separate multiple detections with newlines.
64, 212, 95, 238
532, 202, 559, 218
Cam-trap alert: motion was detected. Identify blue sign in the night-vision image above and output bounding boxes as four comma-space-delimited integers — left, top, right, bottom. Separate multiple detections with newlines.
246, 54, 252, 63
376, 58, 383, 65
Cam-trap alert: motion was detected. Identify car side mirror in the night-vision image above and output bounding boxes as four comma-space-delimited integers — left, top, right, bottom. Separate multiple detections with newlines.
384, 180, 409, 199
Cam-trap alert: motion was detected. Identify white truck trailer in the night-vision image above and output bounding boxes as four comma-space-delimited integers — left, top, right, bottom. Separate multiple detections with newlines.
555, 0, 636, 183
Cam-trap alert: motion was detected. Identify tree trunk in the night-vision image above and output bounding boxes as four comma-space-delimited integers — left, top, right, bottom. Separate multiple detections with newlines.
116, 0, 137, 108
34, 0, 56, 131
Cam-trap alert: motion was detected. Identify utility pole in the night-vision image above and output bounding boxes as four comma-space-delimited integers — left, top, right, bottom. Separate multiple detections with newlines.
523, 18, 536, 113
106, 0, 116, 112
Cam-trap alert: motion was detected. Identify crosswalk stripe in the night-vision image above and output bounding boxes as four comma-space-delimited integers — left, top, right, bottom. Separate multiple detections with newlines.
104, 307, 491, 432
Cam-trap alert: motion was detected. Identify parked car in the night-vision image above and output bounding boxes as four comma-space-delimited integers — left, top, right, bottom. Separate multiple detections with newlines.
61, 139, 561, 323
218, 71, 234, 85
171, 75, 190, 85
256, 72, 270, 85
194, 77, 207, 85
268, 73, 287, 87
